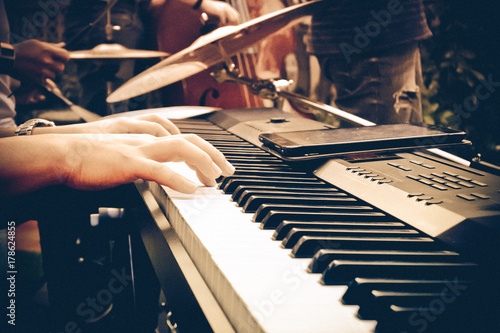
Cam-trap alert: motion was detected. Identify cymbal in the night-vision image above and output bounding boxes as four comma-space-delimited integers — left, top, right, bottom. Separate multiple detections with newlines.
69, 43, 169, 60
106, 0, 332, 103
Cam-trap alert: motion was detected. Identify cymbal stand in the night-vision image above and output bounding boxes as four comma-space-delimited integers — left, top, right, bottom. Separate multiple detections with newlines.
211, 66, 472, 167
105, 0, 118, 114
211, 66, 375, 127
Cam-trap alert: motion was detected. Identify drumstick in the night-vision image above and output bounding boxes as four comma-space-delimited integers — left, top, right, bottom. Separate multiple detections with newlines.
41, 80, 103, 122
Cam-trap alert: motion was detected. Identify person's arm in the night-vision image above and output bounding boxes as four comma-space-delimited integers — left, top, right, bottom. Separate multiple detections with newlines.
0, 127, 15, 137
0, 114, 181, 138
0, 133, 235, 197
33, 114, 181, 136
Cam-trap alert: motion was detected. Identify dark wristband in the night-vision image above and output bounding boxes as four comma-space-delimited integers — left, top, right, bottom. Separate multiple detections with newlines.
193, 0, 203, 10
0, 43, 15, 75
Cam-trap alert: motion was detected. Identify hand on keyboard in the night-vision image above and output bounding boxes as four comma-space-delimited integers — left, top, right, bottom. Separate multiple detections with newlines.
0, 133, 235, 196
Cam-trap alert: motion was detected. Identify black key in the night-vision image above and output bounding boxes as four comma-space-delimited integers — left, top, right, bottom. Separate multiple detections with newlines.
321, 260, 478, 285
197, 134, 246, 142
183, 128, 228, 134
275, 221, 406, 241
231, 169, 310, 177
292, 236, 437, 258
376, 305, 430, 332
229, 164, 295, 171
212, 142, 256, 148
238, 190, 340, 206
231, 186, 339, 203
282, 228, 420, 249
243, 195, 357, 213
258, 210, 388, 229
254, 204, 375, 223
223, 179, 328, 194
220, 175, 317, 191
309, 249, 462, 273
217, 149, 270, 156
224, 158, 284, 165
358, 290, 456, 319
342, 277, 472, 305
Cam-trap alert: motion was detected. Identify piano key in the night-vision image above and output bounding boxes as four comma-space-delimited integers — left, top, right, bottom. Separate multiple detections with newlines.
309, 249, 462, 273
275, 221, 407, 241
196, 134, 246, 142
242, 195, 358, 213
220, 175, 318, 191
231, 169, 310, 177
341, 277, 473, 305
224, 153, 282, 160
220, 152, 275, 158
228, 164, 295, 171
223, 179, 329, 194
237, 190, 342, 207
150, 181, 379, 333
357, 290, 457, 319
258, 209, 389, 229
216, 145, 267, 151
231, 186, 339, 203
292, 236, 438, 258
374, 304, 459, 333
211, 142, 257, 148
321, 260, 479, 285
253, 204, 376, 223
281, 228, 420, 249
224, 157, 286, 165
178, 129, 229, 135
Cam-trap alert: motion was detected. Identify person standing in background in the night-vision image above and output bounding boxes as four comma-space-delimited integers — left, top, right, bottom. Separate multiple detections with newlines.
304, 0, 432, 124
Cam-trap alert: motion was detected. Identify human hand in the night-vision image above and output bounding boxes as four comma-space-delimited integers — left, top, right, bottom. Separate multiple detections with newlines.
199, 0, 240, 26
0, 133, 235, 196
13, 79, 61, 105
35, 114, 181, 137
12, 40, 70, 84
62, 133, 235, 192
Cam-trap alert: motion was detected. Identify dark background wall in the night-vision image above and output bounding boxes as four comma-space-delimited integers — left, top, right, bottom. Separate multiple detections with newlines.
421, 0, 500, 164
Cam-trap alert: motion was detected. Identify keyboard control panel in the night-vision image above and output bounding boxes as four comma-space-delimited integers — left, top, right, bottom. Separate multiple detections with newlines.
315, 151, 500, 259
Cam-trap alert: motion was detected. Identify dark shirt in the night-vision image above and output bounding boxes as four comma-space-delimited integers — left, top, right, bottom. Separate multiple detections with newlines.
304, 0, 432, 55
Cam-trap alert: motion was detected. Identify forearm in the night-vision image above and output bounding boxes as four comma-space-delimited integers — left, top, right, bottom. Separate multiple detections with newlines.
0, 125, 86, 136
0, 128, 16, 137
0, 135, 70, 196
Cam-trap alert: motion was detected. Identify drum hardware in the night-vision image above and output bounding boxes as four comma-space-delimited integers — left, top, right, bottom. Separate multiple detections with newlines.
64, 0, 120, 50
68, 43, 169, 60
67, 0, 169, 114
106, 0, 333, 104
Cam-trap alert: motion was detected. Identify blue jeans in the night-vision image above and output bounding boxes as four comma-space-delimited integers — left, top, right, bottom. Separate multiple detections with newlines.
317, 42, 424, 125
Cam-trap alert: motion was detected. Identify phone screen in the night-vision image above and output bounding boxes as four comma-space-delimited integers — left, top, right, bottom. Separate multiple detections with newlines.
259, 124, 465, 158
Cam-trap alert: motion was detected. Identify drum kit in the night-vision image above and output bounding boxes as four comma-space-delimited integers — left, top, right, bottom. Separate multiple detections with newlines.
59, 0, 365, 125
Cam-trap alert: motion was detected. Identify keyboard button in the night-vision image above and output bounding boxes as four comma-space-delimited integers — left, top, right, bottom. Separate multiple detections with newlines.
425, 199, 444, 205
470, 193, 490, 200
457, 194, 476, 201
444, 183, 461, 189
471, 180, 488, 187
431, 184, 448, 191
